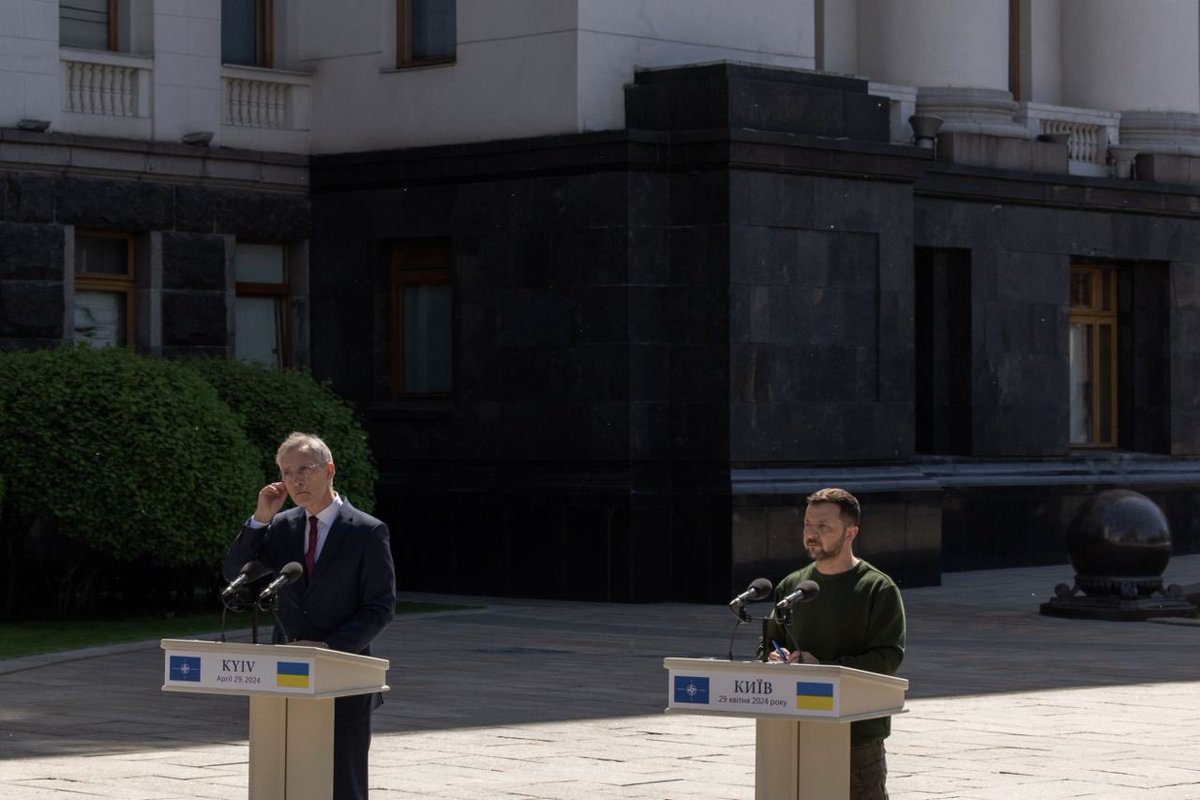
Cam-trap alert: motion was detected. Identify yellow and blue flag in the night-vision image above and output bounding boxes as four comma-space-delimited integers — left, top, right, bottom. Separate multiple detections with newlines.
276, 661, 311, 688
795, 680, 834, 711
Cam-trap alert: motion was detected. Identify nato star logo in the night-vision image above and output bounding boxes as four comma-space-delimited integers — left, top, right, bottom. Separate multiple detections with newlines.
673, 675, 709, 704
169, 655, 202, 682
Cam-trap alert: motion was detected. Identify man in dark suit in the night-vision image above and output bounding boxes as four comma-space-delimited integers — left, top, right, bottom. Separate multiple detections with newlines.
224, 432, 396, 800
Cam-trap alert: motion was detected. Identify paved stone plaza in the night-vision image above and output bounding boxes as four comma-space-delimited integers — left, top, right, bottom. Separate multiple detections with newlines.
2, 557, 1199, 799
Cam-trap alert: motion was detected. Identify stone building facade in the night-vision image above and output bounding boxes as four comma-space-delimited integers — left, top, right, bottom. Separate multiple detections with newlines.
5, 1, 1200, 601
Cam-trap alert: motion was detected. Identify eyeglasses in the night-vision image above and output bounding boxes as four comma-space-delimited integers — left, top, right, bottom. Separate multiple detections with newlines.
280, 463, 324, 482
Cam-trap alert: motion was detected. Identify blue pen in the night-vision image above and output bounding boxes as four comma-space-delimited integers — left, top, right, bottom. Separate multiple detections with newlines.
771, 640, 789, 663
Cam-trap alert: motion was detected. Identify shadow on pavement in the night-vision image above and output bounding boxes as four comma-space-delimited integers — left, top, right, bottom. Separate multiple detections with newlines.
0, 556, 1196, 759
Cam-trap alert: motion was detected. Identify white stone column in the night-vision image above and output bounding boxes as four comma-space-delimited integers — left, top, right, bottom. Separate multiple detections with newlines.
858, 0, 1024, 137
1062, 0, 1200, 153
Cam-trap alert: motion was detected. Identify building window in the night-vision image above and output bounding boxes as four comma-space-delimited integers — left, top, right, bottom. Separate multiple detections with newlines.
234, 243, 288, 367
1069, 264, 1117, 447
73, 230, 134, 347
397, 0, 456, 66
390, 241, 452, 396
60, 0, 117, 51
222, 0, 273, 67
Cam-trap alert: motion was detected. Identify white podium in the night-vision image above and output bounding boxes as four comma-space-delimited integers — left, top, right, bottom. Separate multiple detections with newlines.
161, 639, 389, 800
664, 657, 908, 800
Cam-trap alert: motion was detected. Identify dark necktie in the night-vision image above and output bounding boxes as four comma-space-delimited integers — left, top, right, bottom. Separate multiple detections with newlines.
305, 516, 318, 576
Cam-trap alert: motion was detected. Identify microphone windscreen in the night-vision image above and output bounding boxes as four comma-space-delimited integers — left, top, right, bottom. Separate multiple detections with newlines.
748, 577, 773, 601
240, 560, 271, 580
798, 579, 820, 598
279, 561, 304, 583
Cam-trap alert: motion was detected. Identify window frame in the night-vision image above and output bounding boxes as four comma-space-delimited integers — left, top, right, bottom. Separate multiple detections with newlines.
60, 0, 119, 51
73, 229, 135, 347
389, 240, 453, 398
222, 0, 274, 68
234, 241, 290, 368
1008, 0, 1021, 101
1068, 263, 1118, 448
395, 0, 457, 69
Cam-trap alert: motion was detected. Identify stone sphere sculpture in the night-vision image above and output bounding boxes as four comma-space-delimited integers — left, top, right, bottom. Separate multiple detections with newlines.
1066, 489, 1171, 597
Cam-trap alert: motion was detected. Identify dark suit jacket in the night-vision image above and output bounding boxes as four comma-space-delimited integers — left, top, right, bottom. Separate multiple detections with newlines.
223, 497, 396, 655
223, 497, 395, 799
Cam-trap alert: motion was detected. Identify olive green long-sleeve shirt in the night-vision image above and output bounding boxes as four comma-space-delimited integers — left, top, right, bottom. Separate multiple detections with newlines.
758, 559, 906, 744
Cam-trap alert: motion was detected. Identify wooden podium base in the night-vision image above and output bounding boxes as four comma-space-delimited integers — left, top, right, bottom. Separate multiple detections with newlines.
162, 640, 389, 800
756, 718, 850, 800
249, 695, 335, 800
663, 658, 905, 800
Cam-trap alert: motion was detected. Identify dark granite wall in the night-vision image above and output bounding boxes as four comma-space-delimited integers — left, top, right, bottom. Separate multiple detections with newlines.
311, 63, 1200, 602
311, 154, 737, 601
0, 220, 65, 348
915, 195, 1200, 457
1122, 263, 1170, 453
916, 199, 1070, 456
907, 190, 1200, 576
729, 174, 914, 463
733, 491, 942, 592
1168, 260, 1200, 453
162, 231, 229, 357
941, 481, 1200, 573
914, 247, 972, 455
0, 170, 309, 355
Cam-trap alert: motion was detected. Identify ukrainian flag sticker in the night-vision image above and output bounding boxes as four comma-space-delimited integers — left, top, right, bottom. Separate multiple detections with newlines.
795, 680, 835, 711
276, 661, 311, 688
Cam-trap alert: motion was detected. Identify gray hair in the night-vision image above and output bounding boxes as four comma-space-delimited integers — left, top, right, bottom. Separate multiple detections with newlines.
275, 432, 333, 466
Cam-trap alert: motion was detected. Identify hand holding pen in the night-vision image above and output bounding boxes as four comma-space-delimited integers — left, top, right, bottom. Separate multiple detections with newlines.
769, 639, 810, 664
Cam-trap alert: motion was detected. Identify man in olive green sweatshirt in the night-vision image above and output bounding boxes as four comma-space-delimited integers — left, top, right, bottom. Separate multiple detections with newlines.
759, 487, 906, 800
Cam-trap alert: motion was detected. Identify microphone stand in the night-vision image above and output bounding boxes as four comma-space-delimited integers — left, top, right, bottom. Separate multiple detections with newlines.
220, 592, 248, 642
728, 603, 773, 662
727, 606, 750, 661
257, 594, 288, 644
219, 585, 263, 643
759, 607, 793, 662
773, 607, 802, 658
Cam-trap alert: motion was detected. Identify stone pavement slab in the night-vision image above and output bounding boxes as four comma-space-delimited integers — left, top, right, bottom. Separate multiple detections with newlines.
1, 555, 1199, 798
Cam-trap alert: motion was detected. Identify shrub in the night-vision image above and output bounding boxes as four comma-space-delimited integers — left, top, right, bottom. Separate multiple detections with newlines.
0, 345, 261, 616
178, 358, 377, 512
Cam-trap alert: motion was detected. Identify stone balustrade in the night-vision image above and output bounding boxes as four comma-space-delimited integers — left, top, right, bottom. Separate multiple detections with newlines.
62, 51, 151, 118
224, 77, 289, 129
1017, 103, 1121, 176
222, 67, 312, 131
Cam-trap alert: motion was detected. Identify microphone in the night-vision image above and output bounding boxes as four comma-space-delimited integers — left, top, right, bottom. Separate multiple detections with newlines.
728, 578, 773, 609
257, 562, 304, 604
775, 579, 820, 611
221, 561, 271, 600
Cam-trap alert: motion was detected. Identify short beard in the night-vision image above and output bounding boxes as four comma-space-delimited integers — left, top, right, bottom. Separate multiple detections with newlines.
806, 532, 847, 562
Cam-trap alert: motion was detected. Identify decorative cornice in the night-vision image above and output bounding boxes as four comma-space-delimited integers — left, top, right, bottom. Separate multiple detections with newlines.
0, 128, 309, 192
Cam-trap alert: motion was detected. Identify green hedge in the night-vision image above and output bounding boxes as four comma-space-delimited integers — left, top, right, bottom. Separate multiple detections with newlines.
0, 347, 379, 619
179, 358, 377, 512
0, 346, 261, 566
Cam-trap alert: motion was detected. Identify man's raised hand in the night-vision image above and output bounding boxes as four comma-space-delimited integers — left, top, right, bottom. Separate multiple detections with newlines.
254, 481, 288, 524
